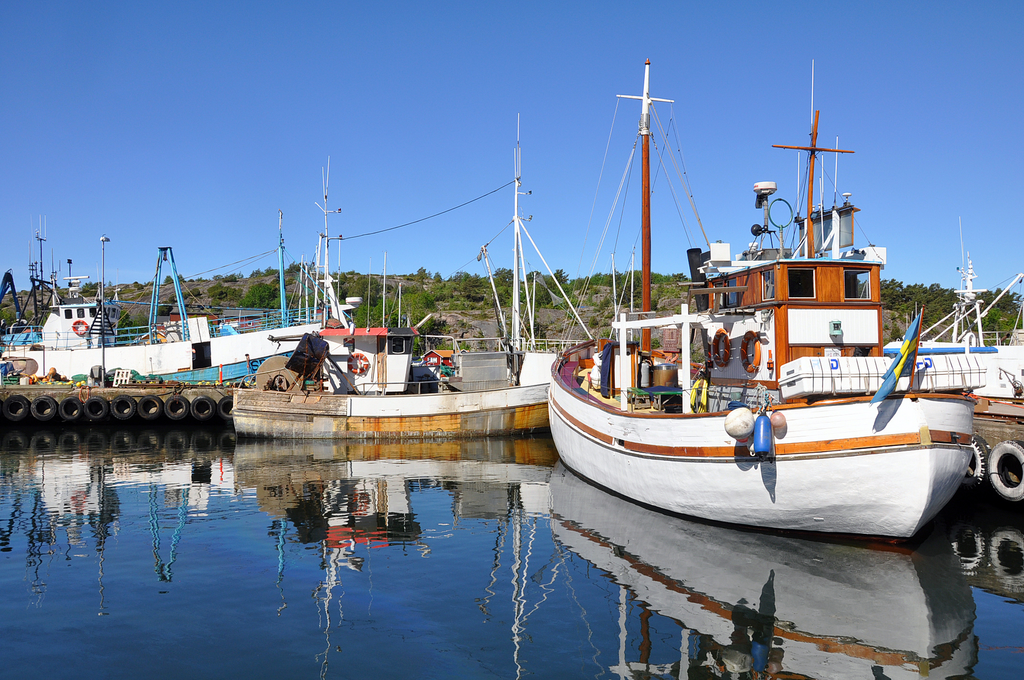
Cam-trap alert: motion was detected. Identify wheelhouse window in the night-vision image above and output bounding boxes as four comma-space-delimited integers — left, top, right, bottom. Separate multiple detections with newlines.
64, 309, 72, 319
844, 269, 871, 300
788, 268, 815, 299
77, 308, 85, 318
762, 269, 775, 301
389, 336, 409, 355
720, 277, 741, 308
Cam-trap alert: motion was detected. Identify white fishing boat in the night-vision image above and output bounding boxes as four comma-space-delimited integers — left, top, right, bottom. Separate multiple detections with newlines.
549, 465, 977, 679
0, 232, 321, 383
233, 141, 581, 439
548, 61, 982, 539
890, 251, 1024, 403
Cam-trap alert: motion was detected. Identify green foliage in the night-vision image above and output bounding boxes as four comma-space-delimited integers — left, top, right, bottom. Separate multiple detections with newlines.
881, 278, 1022, 341
240, 282, 280, 309
208, 282, 243, 306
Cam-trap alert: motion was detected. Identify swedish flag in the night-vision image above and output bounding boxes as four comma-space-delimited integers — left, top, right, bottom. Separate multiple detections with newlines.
871, 310, 924, 404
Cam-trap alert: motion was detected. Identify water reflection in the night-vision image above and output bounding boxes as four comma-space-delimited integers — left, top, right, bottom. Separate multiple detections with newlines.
1, 425, 1020, 678
549, 464, 978, 679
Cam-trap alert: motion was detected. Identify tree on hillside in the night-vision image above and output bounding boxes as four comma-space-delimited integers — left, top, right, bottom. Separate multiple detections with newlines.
240, 283, 279, 309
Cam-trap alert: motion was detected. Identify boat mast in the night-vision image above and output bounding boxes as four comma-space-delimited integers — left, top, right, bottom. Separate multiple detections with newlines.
773, 112, 853, 258
278, 209, 287, 325
618, 60, 672, 351
512, 123, 523, 352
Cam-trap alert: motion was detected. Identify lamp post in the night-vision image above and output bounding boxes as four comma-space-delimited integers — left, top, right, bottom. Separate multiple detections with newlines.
100, 235, 110, 386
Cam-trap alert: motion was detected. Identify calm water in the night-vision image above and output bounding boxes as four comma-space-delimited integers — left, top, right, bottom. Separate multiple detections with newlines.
1, 423, 1022, 679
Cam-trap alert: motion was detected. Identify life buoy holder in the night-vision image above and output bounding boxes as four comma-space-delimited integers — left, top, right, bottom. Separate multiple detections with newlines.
711, 329, 731, 368
348, 352, 370, 376
72, 320, 89, 337
740, 331, 762, 374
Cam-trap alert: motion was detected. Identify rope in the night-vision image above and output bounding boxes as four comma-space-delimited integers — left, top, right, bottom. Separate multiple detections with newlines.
342, 181, 514, 241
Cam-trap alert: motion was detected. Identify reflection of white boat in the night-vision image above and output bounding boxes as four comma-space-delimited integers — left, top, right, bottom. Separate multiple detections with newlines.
549, 464, 977, 679
550, 62, 979, 538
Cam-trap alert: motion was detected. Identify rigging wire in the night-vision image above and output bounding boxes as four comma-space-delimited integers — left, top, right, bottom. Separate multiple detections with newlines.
183, 249, 277, 280
574, 99, 621, 282
342, 181, 514, 241
660, 105, 710, 248
649, 134, 695, 248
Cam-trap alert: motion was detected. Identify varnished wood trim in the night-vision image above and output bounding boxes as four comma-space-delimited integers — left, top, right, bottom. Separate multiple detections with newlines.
550, 398, 615, 444
554, 388, 968, 459
929, 429, 972, 445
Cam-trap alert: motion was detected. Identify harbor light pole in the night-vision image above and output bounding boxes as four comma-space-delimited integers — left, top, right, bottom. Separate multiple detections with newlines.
100, 235, 110, 385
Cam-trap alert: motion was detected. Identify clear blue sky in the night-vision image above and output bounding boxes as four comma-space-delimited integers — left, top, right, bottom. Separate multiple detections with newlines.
3, 2, 1022, 297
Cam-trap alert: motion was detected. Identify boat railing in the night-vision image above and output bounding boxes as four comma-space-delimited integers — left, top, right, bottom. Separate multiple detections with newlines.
0, 308, 315, 350
420, 334, 576, 354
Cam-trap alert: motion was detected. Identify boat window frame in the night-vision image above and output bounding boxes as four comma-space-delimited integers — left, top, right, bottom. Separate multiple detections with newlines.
389, 336, 409, 355
762, 269, 775, 301
720, 277, 741, 309
787, 267, 816, 299
64, 309, 73, 319
844, 268, 871, 300
77, 308, 85, 319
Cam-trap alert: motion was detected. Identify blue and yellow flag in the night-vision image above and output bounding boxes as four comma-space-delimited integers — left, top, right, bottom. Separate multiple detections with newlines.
871, 310, 924, 404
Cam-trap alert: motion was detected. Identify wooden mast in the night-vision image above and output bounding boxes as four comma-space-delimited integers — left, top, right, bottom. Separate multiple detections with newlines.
618, 60, 672, 352
641, 66, 652, 352
773, 112, 853, 257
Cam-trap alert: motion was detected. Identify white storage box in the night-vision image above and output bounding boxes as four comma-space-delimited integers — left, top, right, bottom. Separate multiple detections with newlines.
779, 355, 986, 400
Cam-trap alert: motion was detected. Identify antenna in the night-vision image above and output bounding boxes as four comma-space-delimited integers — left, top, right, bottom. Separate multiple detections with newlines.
810, 60, 815, 129
834, 136, 839, 206
959, 216, 965, 274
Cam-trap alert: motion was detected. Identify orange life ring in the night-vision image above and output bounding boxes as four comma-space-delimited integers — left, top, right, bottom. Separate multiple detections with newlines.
72, 320, 89, 337
347, 352, 370, 376
740, 330, 761, 373
711, 329, 731, 368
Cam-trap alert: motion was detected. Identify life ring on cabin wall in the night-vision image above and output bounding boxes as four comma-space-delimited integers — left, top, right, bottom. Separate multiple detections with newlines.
72, 320, 89, 337
740, 331, 762, 374
347, 352, 370, 376
711, 329, 731, 368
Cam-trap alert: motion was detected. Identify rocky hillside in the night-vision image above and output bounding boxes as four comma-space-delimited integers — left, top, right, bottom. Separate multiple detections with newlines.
3, 265, 1020, 356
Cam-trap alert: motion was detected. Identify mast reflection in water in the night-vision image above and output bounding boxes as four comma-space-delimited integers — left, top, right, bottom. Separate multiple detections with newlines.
0, 424, 1021, 678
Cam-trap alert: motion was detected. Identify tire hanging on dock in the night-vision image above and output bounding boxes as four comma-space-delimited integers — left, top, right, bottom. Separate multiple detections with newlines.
987, 440, 1024, 503
190, 396, 216, 422
138, 395, 164, 421
111, 395, 137, 421
84, 396, 110, 421
30, 396, 59, 422
217, 395, 233, 420
59, 396, 83, 422
961, 435, 989, 489
2, 394, 30, 422
165, 395, 190, 421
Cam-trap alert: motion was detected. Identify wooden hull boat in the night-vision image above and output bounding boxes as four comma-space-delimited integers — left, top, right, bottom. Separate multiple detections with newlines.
234, 380, 549, 440
548, 62, 981, 539
550, 344, 974, 538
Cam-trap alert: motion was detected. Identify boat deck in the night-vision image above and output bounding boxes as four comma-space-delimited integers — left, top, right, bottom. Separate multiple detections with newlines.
558, 360, 683, 413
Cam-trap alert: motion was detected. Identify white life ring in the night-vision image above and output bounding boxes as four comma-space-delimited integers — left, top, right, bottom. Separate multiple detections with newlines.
72, 320, 89, 337
347, 352, 370, 376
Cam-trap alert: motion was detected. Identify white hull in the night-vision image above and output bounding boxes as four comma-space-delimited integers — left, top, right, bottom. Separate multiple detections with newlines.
2, 322, 321, 379
550, 373, 973, 538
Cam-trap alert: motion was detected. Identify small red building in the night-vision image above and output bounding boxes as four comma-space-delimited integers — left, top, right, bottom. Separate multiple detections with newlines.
422, 349, 454, 367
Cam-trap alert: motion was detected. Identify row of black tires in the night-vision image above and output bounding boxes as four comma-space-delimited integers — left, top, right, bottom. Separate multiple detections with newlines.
0, 394, 233, 423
